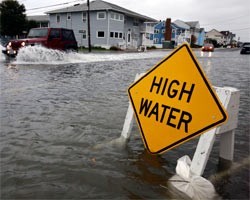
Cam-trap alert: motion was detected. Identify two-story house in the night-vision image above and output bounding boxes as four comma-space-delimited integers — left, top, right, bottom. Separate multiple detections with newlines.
153, 21, 166, 47
46, 0, 157, 49
220, 31, 235, 45
153, 20, 189, 47
205, 29, 224, 45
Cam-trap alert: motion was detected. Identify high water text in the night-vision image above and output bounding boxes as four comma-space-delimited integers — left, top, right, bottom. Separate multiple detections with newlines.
139, 76, 195, 133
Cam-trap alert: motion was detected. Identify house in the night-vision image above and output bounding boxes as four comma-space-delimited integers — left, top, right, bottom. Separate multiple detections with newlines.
153, 21, 165, 47
205, 29, 224, 45
197, 28, 205, 46
27, 15, 50, 28
153, 20, 190, 47
172, 19, 191, 45
185, 21, 199, 44
172, 20, 192, 46
46, 0, 157, 49
220, 31, 235, 45
141, 22, 157, 48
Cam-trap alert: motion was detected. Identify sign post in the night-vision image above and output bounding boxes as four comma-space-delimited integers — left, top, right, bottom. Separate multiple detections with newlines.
128, 43, 228, 154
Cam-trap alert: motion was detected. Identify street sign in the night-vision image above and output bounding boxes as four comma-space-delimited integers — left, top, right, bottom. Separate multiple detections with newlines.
128, 43, 228, 154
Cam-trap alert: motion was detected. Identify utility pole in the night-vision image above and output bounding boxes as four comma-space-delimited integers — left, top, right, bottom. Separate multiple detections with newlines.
87, 0, 91, 52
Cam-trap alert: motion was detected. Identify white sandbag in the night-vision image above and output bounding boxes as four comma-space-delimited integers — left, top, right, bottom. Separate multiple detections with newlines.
169, 155, 219, 200
93, 136, 127, 150
176, 155, 192, 180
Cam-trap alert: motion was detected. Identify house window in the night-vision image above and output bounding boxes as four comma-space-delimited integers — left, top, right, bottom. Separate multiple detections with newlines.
97, 31, 105, 38
162, 29, 165, 33
110, 31, 123, 39
154, 38, 159, 43
115, 32, 118, 38
110, 12, 124, 21
56, 14, 60, 23
115, 13, 119, 20
154, 29, 159, 34
67, 13, 71, 20
82, 30, 87, 39
82, 12, 87, 22
97, 12, 106, 20
119, 32, 123, 38
133, 18, 139, 26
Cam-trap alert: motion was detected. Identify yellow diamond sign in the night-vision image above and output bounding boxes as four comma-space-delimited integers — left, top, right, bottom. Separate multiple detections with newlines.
128, 44, 227, 154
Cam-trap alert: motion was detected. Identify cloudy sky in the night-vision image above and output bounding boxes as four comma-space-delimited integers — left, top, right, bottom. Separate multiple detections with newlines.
19, 0, 250, 42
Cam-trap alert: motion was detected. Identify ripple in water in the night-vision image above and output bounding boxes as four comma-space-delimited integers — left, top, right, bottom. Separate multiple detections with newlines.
14, 46, 170, 65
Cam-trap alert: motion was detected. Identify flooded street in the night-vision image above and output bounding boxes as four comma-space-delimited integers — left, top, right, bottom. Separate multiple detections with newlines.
0, 48, 249, 199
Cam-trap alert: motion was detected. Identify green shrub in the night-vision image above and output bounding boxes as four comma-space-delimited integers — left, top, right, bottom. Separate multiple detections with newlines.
110, 46, 122, 51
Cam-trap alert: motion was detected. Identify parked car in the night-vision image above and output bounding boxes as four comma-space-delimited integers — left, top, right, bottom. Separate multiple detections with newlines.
240, 42, 250, 54
2, 28, 78, 57
201, 44, 214, 52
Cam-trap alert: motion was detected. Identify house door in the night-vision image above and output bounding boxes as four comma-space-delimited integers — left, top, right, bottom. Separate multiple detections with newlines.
127, 31, 131, 46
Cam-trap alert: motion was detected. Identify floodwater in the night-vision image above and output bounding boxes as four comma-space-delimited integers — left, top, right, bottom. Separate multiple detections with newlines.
0, 46, 249, 199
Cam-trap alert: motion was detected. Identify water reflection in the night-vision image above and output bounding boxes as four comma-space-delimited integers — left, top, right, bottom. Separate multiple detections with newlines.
200, 51, 213, 57
204, 60, 212, 76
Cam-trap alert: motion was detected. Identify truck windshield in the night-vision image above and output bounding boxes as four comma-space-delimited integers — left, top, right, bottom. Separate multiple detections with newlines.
27, 29, 48, 38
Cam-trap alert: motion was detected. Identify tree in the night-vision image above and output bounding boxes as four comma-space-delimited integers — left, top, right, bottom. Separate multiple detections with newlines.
0, 0, 26, 37
25, 20, 39, 34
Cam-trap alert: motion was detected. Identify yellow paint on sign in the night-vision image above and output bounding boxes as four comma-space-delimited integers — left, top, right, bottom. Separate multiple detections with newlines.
128, 44, 227, 154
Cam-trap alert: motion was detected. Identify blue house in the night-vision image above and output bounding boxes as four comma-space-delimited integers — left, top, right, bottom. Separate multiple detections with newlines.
154, 20, 190, 47
153, 21, 165, 46
153, 19, 205, 47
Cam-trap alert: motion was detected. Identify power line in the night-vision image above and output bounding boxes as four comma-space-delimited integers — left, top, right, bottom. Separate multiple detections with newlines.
230, 27, 250, 31
26, 0, 83, 11
201, 14, 249, 26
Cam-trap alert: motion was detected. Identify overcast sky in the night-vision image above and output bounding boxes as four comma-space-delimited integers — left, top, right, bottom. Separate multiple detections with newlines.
19, 0, 250, 42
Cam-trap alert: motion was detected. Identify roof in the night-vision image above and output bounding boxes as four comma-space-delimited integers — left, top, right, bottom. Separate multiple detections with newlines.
173, 19, 190, 29
207, 29, 223, 35
185, 21, 200, 28
27, 15, 49, 22
46, 0, 157, 22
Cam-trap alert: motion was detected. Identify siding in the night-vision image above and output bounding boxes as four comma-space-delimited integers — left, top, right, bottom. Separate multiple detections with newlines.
49, 10, 147, 48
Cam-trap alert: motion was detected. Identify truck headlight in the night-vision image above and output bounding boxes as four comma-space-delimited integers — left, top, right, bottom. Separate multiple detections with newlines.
7, 42, 12, 49
21, 42, 26, 47
7, 42, 12, 47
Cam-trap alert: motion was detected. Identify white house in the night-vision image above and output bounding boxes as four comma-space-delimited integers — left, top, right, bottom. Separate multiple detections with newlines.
205, 29, 224, 44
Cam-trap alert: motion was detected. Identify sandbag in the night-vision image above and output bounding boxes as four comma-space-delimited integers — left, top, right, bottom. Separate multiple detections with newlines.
169, 155, 219, 200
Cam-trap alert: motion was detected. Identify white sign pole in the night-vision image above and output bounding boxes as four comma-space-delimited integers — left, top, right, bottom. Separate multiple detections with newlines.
190, 87, 240, 176
121, 73, 145, 139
